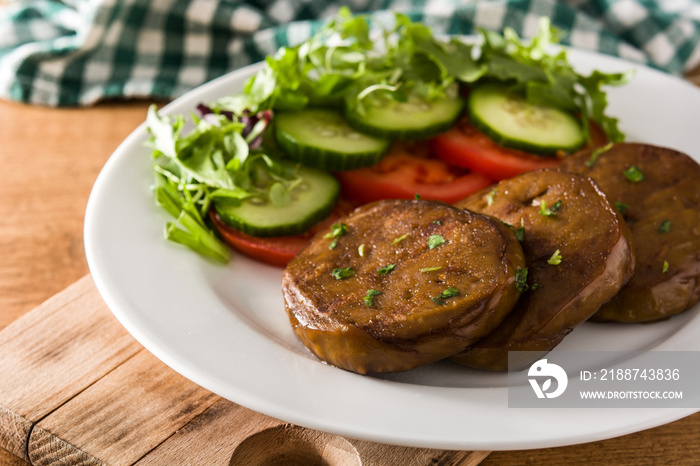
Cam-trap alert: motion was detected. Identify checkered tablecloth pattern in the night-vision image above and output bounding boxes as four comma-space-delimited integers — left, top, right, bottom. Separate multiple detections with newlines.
1, 0, 699, 106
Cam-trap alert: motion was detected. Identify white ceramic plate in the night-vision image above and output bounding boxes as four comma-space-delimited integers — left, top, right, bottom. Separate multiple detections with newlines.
84, 48, 700, 451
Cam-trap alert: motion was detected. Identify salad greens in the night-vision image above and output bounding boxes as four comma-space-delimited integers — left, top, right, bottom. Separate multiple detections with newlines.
145, 8, 632, 263
478, 22, 632, 142
217, 7, 631, 142
146, 105, 301, 262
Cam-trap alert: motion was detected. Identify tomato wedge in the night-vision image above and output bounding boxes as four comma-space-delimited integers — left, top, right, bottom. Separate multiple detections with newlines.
430, 118, 609, 181
334, 142, 493, 205
210, 200, 356, 267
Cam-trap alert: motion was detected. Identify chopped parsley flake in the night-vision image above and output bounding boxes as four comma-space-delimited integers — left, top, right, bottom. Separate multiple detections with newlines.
502, 219, 524, 241
331, 267, 355, 280
662, 261, 669, 273
325, 223, 347, 249
431, 287, 460, 305
585, 142, 614, 168
414, 193, 422, 200
433, 220, 442, 225
376, 264, 396, 275
420, 266, 442, 273
531, 283, 543, 290
486, 187, 498, 206
513, 219, 525, 242
658, 219, 672, 233
548, 249, 563, 265
513, 227, 525, 242
428, 234, 446, 250
324, 223, 347, 239
515, 268, 529, 292
614, 201, 629, 214
393, 233, 409, 244
623, 165, 644, 183
539, 199, 561, 217
364, 289, 381, 306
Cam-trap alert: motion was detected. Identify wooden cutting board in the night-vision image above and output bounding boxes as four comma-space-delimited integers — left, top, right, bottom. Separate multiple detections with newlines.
0, 275, 490, 465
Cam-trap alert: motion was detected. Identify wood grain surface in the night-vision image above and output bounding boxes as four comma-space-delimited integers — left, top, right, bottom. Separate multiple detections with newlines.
1, 276, 488, 466
135, 395, 489, 466
0, 100, 158, 466
2, 62, 700, 463
0, 99, 159, 331
0, 277, 142, 461
29, 348, 220, 465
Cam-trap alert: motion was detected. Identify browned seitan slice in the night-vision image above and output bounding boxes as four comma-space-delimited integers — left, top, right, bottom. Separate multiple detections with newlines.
282, 199, 525, 374
560, 142, 700, 322
453, 169, 635, 371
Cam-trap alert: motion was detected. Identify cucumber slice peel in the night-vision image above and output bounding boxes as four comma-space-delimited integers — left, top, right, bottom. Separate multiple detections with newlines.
468, 83, 584, 156
344, 92, 464, 141
214, 164, 339, 237
275, 109, 390, 171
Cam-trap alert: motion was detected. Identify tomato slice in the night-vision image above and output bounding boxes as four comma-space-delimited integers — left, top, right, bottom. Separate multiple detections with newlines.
334, 142, 493, 205
210, 200, 356, 267
430, 118, 609, 181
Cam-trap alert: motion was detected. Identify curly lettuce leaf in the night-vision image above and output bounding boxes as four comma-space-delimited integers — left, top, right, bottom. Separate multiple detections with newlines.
477, 17, 634, 142
232, 10, 632, 142
146, 105, 299, 262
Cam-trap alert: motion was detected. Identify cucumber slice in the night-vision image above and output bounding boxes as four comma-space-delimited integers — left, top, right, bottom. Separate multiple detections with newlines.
275, 109, 390, 171
468, 83, 584, 156
214, 165, 340, 237
343, 93, 464, 141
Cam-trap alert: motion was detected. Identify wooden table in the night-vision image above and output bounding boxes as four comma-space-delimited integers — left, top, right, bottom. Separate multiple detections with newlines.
1, 67, 700, 464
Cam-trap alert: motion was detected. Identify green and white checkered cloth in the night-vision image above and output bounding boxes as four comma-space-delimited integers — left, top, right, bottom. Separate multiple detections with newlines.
1, 0, 699, 106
